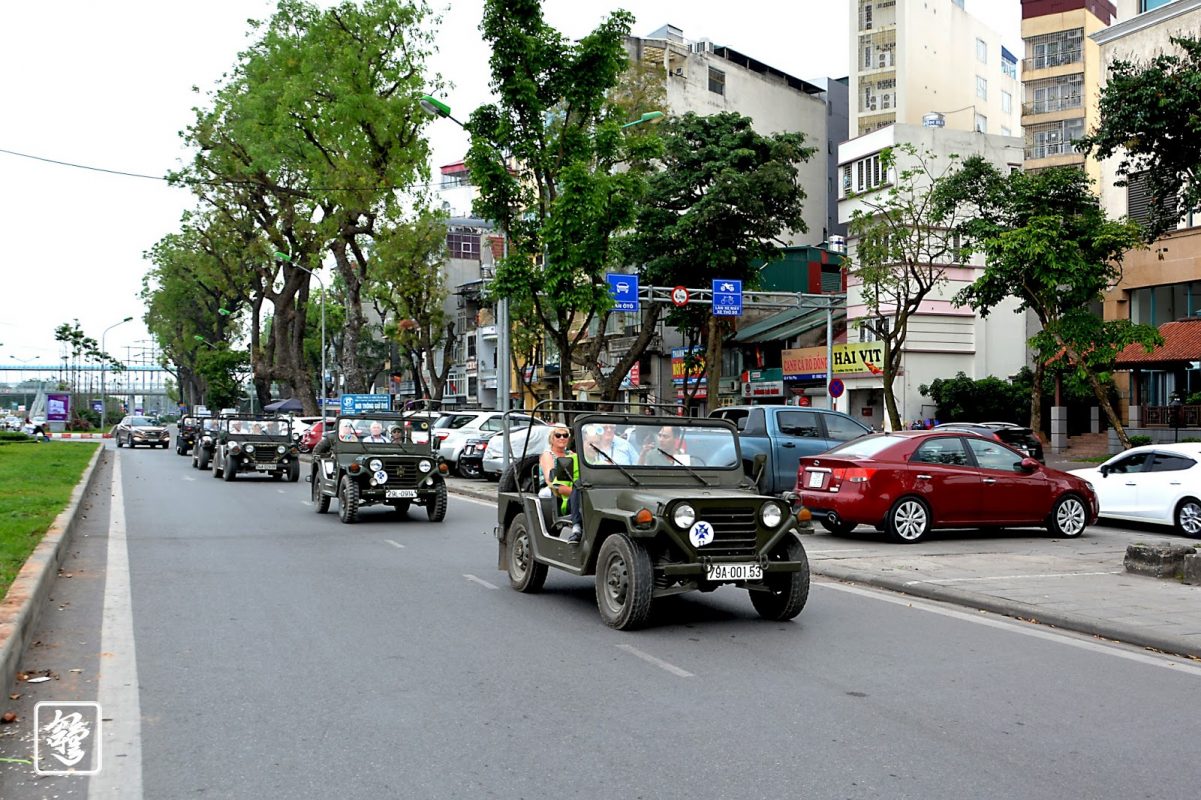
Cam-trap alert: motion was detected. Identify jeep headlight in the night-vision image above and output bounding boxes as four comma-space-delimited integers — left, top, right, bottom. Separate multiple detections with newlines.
277, 445, 287, 455
229, 443, 241, 453
418, 460, 433, 473
244, 444, 255, 454
202, 435, 212, 445
368, 458, 383, 472
760, 503, 784, 528
672, 503, 696, 529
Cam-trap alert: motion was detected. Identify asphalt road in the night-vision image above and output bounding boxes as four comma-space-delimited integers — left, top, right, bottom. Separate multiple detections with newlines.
2, 444, 1200, 799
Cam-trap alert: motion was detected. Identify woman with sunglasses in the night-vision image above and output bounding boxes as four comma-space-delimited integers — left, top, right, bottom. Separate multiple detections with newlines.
539, 424, 582, 543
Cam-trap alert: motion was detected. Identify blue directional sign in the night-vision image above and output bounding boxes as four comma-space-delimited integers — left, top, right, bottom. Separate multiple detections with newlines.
712, 278, 743, 317
607, 272, 639, 312
340, 393, 392, 414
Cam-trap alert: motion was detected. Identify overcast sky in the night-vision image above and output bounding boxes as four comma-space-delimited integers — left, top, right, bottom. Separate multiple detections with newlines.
0, 0, 1019, 377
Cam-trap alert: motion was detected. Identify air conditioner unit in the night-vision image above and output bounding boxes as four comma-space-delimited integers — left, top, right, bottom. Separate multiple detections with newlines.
878, 53, 888, 68
869, 100, 877, 111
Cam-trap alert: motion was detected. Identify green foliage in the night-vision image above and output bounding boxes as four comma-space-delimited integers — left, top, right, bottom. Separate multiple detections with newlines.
1186, 391, 1201, 406
1127, 435, 1153, 448
195, 346, 249, 410
1078, 35, 1201, 239
0, 443, 98, 599
919, 372, 1028, 424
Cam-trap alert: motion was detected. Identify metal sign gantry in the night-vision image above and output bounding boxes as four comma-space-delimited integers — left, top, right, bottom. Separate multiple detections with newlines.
640, 285, 844, 311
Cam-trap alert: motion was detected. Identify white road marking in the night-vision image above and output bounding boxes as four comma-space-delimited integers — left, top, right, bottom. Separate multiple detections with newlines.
905, 570, 1123, 586
89, 456, 144, 799
463, 574, 498, 590
454, 494, 497, 508
181, 475, 196, 482
819, 581, 1201, 676
616, 644, 694, 678
277, 489, 287, 494
806, 548, 870, 554
384, 539, 405, 549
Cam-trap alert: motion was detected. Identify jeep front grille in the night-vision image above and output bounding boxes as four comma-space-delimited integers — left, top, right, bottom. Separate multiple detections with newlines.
384, 462, 421, 489
252, 449, 280, 464
696, 508, 758, 557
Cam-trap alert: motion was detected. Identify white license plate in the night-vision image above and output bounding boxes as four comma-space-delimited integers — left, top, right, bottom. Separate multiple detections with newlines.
255, 464, 276, 471
705, 563, 762, 582
386, 489, 417, 499
807, 471, 824, 488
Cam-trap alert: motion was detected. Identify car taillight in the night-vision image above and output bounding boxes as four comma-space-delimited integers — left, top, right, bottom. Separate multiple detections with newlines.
434, 431, 451, 441
832, 466, 876, 485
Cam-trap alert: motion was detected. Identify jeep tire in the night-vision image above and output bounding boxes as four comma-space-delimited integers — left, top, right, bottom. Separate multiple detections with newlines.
426, 481, 447, 522
222, 456, 237, 482
748, 534, 810, 621
506, 514, 547, 593
287, 461, 300, 483
312, 467, 330, 513
596, 534, 654, 630
338, 475, 360, 524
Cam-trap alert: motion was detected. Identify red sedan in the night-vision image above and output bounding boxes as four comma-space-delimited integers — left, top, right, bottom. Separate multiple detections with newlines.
299, 419, 326, 453
795, 431, 1098, 543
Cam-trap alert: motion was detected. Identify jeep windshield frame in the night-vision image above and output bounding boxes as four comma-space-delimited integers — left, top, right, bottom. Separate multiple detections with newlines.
330, 413, 436, 454
218, 415, 291, 440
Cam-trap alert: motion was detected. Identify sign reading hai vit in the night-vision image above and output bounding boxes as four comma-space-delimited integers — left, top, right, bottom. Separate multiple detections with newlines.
711, 279, 742, 317
606, 273, 639, 312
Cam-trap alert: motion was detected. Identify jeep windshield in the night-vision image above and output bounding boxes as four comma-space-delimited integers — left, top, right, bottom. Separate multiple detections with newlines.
578, 422, 739, 470
333, 416, 429, 446
220, 419, 290, 437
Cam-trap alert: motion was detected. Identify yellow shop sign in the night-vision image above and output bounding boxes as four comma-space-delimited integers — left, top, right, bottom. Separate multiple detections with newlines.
832, 342, 885, 376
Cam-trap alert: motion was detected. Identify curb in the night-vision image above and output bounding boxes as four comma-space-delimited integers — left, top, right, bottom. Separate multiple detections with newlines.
0, 444, 106, 696
444, 482, 1201, 660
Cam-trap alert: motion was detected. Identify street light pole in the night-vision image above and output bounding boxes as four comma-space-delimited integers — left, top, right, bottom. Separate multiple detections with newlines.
274, 252, 326, 414
100, 317, 133, 429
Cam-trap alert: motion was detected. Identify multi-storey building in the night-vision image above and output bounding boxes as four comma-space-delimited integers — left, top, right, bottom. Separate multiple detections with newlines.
1019, 0, 1117, 181
838, 124, 1030, 427
850, 0, 1021, 138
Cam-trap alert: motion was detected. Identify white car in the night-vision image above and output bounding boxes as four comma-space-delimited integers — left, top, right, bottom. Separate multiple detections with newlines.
1069, 443, 1201, 537
481, 424, 553, 480
433, 411, 543, 476
3, 415, 21, 431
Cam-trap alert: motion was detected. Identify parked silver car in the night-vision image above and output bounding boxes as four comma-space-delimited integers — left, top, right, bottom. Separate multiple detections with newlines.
434, 411, 543, 476
481, 424, 553, 480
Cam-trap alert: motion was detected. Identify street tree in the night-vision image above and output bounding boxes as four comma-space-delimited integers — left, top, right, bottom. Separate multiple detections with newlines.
1079, 35, 1201, 239
618, 111, 813, 405
467, 0, 652, 400
938, 159, 1159, 448
846, 145, 975, 430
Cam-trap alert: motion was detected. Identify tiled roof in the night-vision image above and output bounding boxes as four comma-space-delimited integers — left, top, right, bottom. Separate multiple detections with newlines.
1115, 317, 1201, 366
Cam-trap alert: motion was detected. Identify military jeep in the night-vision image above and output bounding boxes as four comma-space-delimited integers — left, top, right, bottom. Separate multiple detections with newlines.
309, 413, 449, 524
496, 410, 812, 630
190, 417, 221, 470
209, 415, 299, 482
175, 415, 206, 456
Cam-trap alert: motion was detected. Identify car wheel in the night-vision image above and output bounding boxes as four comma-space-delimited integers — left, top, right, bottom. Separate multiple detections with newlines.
748, 534, 810, 621
506, 514, 547, 593
426, 481, 447, 522
222, 456, 237, 481
312, 468, 330, 514
338, 476, 360, 524
288, 461, 300, 483
211, 454, 222, 478
886, 496, 930, 544
115, 435, 123, 448
1175, 497, 1201, 538
1047, 494, 1088, 538
459, 460, 482, 479
595, 534, 654, 630
820, 517, 856, 536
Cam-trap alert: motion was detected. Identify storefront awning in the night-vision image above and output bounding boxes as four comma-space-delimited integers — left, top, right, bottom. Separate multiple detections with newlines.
730, 306, 846, 344
1114, 318, 1201, 369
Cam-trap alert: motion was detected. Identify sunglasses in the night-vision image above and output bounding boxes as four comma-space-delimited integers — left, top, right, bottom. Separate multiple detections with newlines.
552, 432, 570, 439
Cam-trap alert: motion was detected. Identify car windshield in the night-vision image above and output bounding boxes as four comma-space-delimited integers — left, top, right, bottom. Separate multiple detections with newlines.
434, 414, 479, 430
826, 435, 897, 458
129, 417, 155, 426
335, 417, 426, 444
578, 422, 739, 469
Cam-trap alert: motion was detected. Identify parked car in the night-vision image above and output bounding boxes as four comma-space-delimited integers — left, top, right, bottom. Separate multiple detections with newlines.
482, 424, 554, 481
310, 413, 448, 523
3, 415, 21, 431
1068, 444, 1201, 537
433, 411, 543, 476
457, 432, 496, 479
299, 419, 328, 453
286, 415, 323, 444
933, 422, 1045, 463
795, 430, 1097, 543
709, 405, 872, 495
495, 410, 813, 629
114, 415, 170, 449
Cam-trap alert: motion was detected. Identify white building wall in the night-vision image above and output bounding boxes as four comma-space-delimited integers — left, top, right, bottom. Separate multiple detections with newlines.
837, 123, 1030, 426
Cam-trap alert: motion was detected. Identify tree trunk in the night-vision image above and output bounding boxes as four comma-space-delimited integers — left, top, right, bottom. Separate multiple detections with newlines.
1030, 359, 1044, 442
598, 305, 663, 404
881, 338, 903, 431
704, 315, 725, 416
1050, 332, 1130, 449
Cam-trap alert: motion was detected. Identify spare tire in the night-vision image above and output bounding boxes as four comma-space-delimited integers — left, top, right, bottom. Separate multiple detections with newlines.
498, 454, 543, 494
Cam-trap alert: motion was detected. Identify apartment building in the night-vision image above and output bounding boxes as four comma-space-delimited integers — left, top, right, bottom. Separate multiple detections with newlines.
1092, 0, 1201, 435
1019, 0, 1116, 182
838, 123, 1030, 427
850, 0, 1021, 138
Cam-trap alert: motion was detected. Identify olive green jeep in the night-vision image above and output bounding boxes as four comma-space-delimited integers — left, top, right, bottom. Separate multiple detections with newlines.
210, 415, 299, 482
309, 413, 449, 523
495, 410, 812, 630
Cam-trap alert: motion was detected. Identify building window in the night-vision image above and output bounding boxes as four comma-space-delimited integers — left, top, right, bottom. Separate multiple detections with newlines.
974, 113, 987, 133
1024, 118, 1085, 159
1001, 55, 1017, 79
1001, 90, 1011, 114
708, 67, 725, 96
976, 75, 987, 101
976, 38, 987, 63
1024, 74, 1083, 115
1025, 29, 1083, 70
1140, 0, 1174, 10
1001, 126, 1012, 137
1126, 171, 1180, 231
446, 231, 480, 261
844, 153, 887, 196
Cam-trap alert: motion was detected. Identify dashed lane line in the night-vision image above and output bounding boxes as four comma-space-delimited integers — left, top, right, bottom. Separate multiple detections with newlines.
463, 574, 498, 590
615, 644, 694, 678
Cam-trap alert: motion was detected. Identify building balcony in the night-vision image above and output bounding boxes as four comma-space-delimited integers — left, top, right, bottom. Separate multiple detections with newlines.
1022, 52, 1082, 72
1021, 98, 1082, 117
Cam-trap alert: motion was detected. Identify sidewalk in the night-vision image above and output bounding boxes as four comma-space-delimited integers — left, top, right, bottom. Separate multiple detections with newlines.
445, 475, 1201, 660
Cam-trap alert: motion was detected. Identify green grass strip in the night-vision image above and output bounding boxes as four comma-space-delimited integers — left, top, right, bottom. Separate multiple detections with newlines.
0, 443, 99, 599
